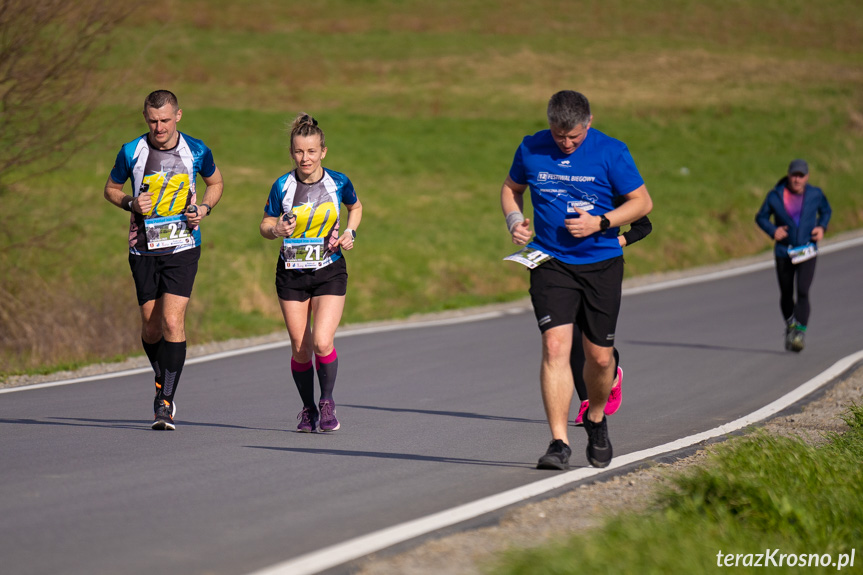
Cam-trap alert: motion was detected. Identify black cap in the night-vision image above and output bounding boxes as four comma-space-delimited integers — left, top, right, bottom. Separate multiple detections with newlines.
788, 159, 809, 175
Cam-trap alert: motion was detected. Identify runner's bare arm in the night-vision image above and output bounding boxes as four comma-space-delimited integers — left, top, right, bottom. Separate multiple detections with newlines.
260, 212, 297, 240
186, 167, 224, 226
104, 176, 150, 214
606, 185, 653, 228
338, 199, 363, 250
501, 176, 532, 245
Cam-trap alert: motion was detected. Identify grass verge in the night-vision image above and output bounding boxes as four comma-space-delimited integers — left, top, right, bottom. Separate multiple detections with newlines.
492, 405, 863, 574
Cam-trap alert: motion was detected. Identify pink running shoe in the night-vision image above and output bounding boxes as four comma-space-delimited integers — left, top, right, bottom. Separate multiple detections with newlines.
604, 366, 623, 415
574, 400, 590, 426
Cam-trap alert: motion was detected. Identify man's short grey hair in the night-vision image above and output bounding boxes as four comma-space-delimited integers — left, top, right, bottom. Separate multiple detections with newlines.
144, 90, 179, 112
547, 90, 591, 131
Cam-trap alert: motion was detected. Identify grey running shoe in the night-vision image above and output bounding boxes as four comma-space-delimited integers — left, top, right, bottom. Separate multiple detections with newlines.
537, 439, 571, 470
583, 414, 612, 468
297, 406, 319, 433
790, 327, 805, 353
784, 324, 795, 351
318, 399, 340, 432
152, 399, 176, 431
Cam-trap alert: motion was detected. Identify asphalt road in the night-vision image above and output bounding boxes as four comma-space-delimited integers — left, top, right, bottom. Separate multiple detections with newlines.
1, 243, 861, 575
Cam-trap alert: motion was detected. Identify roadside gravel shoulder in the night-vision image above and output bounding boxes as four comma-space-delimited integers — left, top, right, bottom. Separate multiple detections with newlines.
352, 366, 863, 575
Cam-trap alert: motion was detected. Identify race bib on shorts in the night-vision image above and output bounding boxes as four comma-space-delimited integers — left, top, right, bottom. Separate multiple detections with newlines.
503, 246, 553, 269
145, 215, 194, 250
283, 238, 332, 270
787, 242, 817, 264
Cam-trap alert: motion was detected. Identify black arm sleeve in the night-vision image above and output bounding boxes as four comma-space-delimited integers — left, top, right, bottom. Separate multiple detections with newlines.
622, 215, 652, 246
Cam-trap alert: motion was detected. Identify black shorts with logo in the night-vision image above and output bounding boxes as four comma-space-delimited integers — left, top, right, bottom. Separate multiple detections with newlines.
128, 247, 200, 306
529, 256, 624, 347
275, 256, 348, 302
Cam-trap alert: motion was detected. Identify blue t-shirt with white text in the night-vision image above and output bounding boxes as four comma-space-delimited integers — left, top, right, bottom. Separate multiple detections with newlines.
509, 128, 644, 264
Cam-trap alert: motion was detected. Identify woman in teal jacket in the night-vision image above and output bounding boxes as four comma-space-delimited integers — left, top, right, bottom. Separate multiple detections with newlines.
755, 159, 831, 352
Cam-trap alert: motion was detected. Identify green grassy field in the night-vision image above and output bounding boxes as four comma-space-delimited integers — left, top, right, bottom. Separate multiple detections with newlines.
493, 405, 863, 574
1, 0, 862, 374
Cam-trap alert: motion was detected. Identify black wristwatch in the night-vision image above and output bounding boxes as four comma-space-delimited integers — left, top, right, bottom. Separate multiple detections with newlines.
201, 203, 212, 216
599, 215, 610, 232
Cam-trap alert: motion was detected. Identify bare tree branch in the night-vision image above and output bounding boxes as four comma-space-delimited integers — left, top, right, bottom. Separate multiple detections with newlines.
0, 0, 132, 187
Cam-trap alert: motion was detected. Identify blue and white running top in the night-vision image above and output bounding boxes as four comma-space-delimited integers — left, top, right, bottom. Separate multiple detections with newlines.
110, 132, 216, 255
264, 167, 358, 268
509, 128, 644, 265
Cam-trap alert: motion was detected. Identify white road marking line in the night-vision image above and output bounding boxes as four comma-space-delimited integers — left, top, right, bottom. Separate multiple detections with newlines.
247, 349, 863, 575
4, 235, 861, 395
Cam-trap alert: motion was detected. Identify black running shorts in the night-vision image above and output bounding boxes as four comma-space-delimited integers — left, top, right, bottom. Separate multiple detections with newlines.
128, 247, 200, 306
529, 256, 623, 347
275, 256, 348, 302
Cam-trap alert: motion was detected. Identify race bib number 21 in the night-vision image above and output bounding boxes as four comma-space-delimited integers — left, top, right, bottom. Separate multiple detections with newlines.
283, 238, 329, 269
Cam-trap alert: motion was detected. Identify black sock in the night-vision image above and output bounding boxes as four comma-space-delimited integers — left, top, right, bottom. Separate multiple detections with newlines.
142, 337, 164, 394
157, 340, 186, 405
316, 349, 338, 401
291, 358, 316, 408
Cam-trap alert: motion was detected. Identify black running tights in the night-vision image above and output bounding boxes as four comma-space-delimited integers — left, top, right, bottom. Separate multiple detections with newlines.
775, 255, 817, 326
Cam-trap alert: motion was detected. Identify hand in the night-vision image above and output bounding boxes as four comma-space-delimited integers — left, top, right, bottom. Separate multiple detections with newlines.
564, 207, 600, 238
774, 226, 789, 241
134, 193, 153, 215
811, 226, 825, 242
272, 213, 296, 238
338, 231, 355, 250
618, 235, 627, 247
511, 218, 532, 245
185, 205, 204, 226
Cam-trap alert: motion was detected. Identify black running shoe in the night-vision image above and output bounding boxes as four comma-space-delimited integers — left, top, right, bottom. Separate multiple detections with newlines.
583, 414, 612, 468
152, 399, 176, 431
536, 439, 571, 470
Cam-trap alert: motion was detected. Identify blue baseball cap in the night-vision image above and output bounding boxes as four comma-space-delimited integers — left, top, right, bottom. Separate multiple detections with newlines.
788, 159, 809, 175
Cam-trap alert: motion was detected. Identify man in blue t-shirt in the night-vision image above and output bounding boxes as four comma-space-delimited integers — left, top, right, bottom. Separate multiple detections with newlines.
103, 90, 224, 431
501, 90, 653, 470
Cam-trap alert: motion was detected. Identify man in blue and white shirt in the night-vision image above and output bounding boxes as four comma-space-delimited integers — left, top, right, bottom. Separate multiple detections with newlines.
501, 90, 653, 470
104, 90, 224, 430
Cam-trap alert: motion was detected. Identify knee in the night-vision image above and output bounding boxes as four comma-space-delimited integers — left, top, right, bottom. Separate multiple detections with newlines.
586, 349, 614, 371
161, 315, 185, 339
142, 323, 162, 342
313, 341, 335, 358
542, 334, 570, 364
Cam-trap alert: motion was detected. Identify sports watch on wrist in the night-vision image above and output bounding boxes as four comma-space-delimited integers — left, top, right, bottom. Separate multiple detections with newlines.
599, 215, 610, 232
201, 203, 212, 216
346, 228, 356, 240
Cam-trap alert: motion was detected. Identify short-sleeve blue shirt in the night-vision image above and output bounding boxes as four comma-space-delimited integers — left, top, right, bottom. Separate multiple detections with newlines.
509, 128, 644, 264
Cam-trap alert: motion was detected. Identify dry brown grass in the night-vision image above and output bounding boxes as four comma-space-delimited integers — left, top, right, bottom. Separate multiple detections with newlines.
0, 270, 140, 374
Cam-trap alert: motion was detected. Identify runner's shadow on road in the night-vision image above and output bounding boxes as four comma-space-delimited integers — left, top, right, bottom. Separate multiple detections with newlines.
340, 404, 545, 425
0, 417, 283, 432
624, 339, 787, 356
246, 446, 532, 469
0, 417, 147, 430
